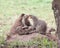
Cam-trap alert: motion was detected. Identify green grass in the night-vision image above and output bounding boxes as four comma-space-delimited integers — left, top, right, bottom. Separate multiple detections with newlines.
8, 38, 57, 48
0, 0, 56, 34
0, 0, 57, 48
0, 36, 57, 48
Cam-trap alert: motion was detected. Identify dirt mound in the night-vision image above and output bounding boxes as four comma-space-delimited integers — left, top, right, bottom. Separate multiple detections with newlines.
6, 33, 47, 43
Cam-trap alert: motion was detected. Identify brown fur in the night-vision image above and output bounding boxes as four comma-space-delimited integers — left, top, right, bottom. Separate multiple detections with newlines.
27, 15, 47, 35
16, 15, 54, 35
6, 14, 56, 40
6, 14, 25, 40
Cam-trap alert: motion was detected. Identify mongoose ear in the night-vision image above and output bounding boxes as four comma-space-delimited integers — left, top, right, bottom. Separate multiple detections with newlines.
21, 13, 25, 17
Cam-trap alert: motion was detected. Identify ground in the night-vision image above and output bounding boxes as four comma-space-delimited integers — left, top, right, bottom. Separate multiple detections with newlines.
0, 0, 57, 48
